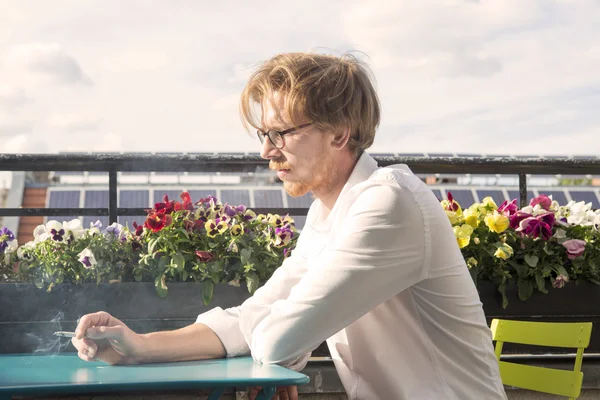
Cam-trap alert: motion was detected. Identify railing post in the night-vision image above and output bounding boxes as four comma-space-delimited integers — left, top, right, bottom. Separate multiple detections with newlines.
518, 172, 527, 208
109, 171, 118, 224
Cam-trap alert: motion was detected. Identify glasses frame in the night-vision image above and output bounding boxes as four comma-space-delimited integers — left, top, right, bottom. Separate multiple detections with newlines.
256, 122, 313, 149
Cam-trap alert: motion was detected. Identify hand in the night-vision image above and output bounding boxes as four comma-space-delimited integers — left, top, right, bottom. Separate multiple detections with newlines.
71, 311, 142, 365
249, 385, 298, 400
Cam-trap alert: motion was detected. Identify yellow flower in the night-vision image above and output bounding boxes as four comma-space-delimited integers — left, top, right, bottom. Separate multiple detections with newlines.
484, 211, 510, 233
463, 208, 480, 228
453, 224, 473, 249
445, 210, 463, 226
466, 257, 478, 268
494, 243, 514, 260
230, 224, 242, 236
481, 196, 498, 210
205, 219, 228, 238
268, 214, 284, 227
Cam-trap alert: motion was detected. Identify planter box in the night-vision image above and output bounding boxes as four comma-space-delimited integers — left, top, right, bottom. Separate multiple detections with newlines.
0, 282, 252, 354
478, 281, 600, 354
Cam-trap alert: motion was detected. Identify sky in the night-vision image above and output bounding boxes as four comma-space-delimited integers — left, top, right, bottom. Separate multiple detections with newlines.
1, 0, 599, 162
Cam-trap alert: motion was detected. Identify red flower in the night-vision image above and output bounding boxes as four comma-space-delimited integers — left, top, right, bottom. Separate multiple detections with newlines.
154, 194, 175, 215
174, 191, 194, 212
195, 250, 215, 262
132, 221, 144, 237
144, 211, 173, 232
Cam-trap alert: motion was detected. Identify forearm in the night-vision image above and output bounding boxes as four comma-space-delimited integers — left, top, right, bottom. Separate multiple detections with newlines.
134, 323, 226, 363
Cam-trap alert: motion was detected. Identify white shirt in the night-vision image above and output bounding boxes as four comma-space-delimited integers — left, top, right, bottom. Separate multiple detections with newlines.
196, 152, 507, 400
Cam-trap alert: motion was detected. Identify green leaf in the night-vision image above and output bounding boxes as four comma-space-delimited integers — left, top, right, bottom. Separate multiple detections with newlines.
517, 280, 534, 301
148, 237, 159, 255
498, 282, 508, 309
158, 255, 169, 270
557, 265, 569, 277
201, 280, 214, 306
182, 270, 189, 281
241, 248, 252, 265
134, 272, 142, 282
524, 254, 539, 268
208, 242, 219, 249
172, 253, 185, 272
535, 272, 547, 293
154, 274, 168, 298
246, 271, 259, 294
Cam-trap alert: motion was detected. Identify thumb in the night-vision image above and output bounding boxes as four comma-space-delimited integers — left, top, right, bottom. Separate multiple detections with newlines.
85, 325, 125, 340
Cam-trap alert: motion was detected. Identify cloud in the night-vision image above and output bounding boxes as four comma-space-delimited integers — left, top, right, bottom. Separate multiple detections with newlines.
5, 42, 93, 87
0, 0, 598, 157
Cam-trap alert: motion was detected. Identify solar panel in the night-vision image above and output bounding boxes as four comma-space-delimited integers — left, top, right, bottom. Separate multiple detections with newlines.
220, 190, 250, 207
289, 215, 307, 231
445, 189, 474, 208
396, 153, 425, 157
567, 191, 600, 209
118, 190, 149, 229
371, 153, 396, 157
455, 153, 482, 158
83, 190, 109, 228
539, 190, 568, 206
254, 190, 284, 207
48, 190, 80, 222
286, 192, 314, 208
475, 190, 506, 206
507, 190, 536, 204
428, 153, 454, 158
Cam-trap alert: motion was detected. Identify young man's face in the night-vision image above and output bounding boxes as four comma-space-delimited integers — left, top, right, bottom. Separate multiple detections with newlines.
260, 91, 338, 198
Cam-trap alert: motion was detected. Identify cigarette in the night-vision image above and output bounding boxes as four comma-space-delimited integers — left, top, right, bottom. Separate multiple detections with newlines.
54, 331, 81, 338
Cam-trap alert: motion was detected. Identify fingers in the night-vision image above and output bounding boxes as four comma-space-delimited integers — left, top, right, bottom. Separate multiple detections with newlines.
75, 311, 116, 339
85, 325, 125, 340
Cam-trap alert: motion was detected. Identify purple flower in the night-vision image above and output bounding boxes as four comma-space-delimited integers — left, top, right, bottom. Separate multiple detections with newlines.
518, 217, 553, 241
50, 228, 65, 242
0, 227, 16, 253
235, 205, 246, 213
497, 199, 518, 217
530, 194, 552, 211
562, 239, 586, 260
224, 205, 237, 217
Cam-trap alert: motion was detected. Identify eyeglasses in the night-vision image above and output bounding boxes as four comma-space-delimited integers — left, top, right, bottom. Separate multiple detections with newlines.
256, 122, 313, 149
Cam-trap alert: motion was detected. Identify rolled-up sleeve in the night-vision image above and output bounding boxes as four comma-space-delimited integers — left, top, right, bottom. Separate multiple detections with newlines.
241, 183, 429, 366
195, 245, 312, 370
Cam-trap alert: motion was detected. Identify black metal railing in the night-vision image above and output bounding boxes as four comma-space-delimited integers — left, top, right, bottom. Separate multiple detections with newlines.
1, 153, 599, 224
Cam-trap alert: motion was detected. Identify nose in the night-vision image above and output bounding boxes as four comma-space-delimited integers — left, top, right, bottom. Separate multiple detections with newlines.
260, 136, 282, 160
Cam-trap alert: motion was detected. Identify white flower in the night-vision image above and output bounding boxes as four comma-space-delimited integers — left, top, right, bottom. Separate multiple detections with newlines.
554, 228, 567, 239
63, 219, 84, 240
33, 224, 49, 242
6, 240, 18, 254
17, 241, 35, 261
77, 248, 97, 269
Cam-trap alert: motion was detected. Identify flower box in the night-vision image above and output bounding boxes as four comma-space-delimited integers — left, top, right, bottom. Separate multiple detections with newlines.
0, 282, 252, 354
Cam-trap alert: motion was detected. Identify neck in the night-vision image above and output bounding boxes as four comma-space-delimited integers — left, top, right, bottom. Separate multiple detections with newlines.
313, 152, 359, 211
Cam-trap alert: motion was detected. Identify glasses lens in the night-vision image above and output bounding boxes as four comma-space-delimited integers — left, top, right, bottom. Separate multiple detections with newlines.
268, 131, 283, 148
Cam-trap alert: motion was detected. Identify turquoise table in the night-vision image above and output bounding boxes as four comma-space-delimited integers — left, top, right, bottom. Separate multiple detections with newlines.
0, 354, 309, 399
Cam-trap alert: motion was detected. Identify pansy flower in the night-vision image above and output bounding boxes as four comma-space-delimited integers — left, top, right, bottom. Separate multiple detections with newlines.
205, 219, 228, 237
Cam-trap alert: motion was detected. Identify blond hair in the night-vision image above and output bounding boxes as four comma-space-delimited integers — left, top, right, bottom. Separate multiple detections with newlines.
240, 52, 381, 155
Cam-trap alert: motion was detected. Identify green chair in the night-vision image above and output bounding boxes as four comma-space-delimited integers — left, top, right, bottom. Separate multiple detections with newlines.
490, 319, 593, 399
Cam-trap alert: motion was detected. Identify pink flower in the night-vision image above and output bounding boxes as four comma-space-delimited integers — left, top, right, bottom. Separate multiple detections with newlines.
497, 199, 518, 217
518, 217, 553, 241
510, 211, 533, 229
552, 274, 569, 289
562, 239, 586, 260
530, 194, 552, 211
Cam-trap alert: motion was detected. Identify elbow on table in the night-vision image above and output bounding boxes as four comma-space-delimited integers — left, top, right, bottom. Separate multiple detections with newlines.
251, 336, 306, 369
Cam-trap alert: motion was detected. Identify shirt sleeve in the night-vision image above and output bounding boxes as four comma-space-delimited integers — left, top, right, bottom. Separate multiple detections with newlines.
195, 240, 313, 370
241, 183, 429, 366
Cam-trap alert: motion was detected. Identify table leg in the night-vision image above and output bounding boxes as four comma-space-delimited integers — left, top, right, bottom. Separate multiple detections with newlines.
255, 386, 276, 400
208, 387, 225, 400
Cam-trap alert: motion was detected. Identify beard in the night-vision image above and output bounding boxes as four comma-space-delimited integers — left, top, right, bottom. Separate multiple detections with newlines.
271, 155, 338, 198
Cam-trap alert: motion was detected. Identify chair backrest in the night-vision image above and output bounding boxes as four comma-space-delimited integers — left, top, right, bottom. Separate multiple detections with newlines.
490, 319, 593, 399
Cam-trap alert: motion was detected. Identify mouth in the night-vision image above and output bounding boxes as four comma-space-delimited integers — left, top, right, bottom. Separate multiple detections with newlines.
277, 169, 290, 179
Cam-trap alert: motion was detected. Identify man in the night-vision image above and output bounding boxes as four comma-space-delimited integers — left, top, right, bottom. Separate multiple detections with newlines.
73, 52, 507, 399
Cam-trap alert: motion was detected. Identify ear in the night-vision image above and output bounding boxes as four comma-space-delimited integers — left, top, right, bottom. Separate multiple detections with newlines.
330, 126, 352, 150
